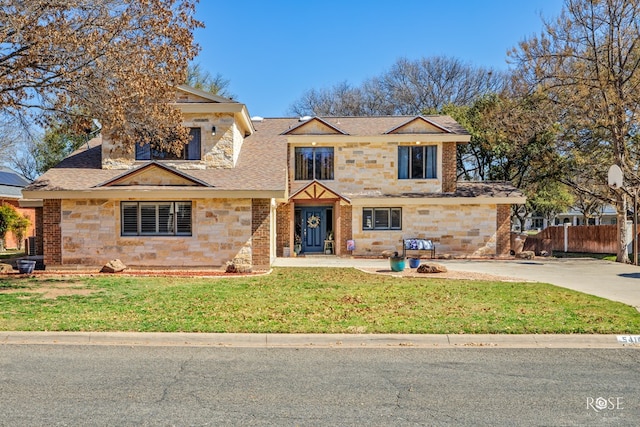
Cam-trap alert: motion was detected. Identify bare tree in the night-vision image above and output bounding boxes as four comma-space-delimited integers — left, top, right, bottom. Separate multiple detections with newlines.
289, 56, 505, 116
186, 63, 235, 98
510, 0, 640, 263
1, 0, 201, 153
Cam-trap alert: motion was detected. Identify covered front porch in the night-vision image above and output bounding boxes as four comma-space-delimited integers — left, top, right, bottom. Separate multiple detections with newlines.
276, 180, 352, 257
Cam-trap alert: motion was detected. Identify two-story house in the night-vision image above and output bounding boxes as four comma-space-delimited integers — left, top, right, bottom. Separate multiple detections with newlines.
22, 85, 525, 271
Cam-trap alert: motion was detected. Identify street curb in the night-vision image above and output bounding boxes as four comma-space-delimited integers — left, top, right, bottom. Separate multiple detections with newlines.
1, 332, 638, 349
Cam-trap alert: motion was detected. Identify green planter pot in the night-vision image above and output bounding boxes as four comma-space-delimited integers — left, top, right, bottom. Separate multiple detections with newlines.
389, 256, 405, 272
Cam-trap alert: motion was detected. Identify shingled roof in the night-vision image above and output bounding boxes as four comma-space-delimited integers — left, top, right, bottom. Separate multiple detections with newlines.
23, 115, 472, 196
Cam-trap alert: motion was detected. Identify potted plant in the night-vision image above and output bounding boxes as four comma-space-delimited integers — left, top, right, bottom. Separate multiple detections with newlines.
283, 242, 291, 257
389, 251, 405, 272
294, 234, 302, 255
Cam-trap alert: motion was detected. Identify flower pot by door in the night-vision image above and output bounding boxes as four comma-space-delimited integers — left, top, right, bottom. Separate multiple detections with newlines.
389, 256, 405, 272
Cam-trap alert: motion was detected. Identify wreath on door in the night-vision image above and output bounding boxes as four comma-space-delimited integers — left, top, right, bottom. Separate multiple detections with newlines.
307, 214, 321, 229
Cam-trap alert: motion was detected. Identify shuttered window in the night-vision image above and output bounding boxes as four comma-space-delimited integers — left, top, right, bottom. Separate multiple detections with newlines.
121, 202, 192, 236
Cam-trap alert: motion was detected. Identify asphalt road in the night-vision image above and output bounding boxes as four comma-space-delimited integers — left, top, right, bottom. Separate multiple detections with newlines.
1, 345, 638, 426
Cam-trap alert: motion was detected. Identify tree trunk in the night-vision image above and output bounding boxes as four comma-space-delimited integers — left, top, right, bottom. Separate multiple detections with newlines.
616, 193, 629, 263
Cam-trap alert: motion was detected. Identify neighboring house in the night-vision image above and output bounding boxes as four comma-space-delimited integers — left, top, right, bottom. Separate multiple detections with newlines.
0, 166, 35, 250
523, 205, 618, 231
22, 85, 525, 270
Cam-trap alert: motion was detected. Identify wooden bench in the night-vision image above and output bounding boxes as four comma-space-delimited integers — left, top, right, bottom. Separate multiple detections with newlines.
402, 238, 436, 259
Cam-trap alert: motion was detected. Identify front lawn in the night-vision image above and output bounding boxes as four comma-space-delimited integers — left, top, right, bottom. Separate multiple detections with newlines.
1, 268, 638, 334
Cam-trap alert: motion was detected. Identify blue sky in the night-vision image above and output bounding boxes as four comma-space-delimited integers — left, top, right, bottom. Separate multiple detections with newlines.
193, 1, 563, 118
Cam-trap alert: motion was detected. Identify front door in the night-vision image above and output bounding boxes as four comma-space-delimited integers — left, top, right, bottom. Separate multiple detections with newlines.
302, 207, 326, 253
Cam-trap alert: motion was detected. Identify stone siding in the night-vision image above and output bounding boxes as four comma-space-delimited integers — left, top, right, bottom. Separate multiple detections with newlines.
290, 141, 444, 196
101, 112, 242, 170
351, 203, 499, 257
55, 198, 254, 268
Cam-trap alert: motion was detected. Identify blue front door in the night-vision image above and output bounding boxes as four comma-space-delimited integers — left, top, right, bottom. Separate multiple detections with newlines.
302, 208, 326, 253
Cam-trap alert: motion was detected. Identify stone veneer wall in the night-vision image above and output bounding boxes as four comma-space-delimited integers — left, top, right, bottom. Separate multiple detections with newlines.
55, 198, 253, 268
101, 112, 241, 170
43, 199, 62, 265
290, 141, 444, 196
351, 203, 499, 257
251, 199, 271, 270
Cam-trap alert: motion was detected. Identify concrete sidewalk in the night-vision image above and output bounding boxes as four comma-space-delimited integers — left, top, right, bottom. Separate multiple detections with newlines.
274, 256, 640, 311
1, 331, 638, 349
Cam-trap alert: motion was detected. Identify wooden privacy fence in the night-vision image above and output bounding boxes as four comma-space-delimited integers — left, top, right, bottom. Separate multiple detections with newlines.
522, 224, 618, 254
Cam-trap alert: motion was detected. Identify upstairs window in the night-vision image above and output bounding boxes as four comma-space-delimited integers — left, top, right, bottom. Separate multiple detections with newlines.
295, 147, 334, 180
121, 201, 192, 236
136, 127, 201, 161
398, 145, 437, 179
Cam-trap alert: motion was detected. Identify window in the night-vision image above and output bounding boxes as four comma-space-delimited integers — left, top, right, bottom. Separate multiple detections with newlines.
135, 128, 201, 161
362, 208, 402, 230
295, 147, 334, 180
398, 145, 437, 179
121, 202, 192, 236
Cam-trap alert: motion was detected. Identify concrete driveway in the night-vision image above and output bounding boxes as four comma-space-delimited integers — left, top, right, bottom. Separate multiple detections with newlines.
274, 256, 640, 311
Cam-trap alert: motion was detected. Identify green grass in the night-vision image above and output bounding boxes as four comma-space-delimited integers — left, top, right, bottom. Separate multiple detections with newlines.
0, 250, 24, 260
1, 267, 638, 334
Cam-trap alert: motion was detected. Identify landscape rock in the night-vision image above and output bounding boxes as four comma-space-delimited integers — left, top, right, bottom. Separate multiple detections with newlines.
515, 251, 535, 260
381, 250, 400, 258
101, 259, 127, 273
417, 263, 448, 274
0, 263, 14, 273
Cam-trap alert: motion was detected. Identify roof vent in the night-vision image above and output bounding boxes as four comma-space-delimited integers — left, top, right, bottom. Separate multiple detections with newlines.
299, 115, 312, 122
251, 116, 264, 122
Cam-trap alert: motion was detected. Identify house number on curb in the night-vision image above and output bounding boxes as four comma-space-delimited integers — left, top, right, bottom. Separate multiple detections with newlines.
616, 335, 640, 344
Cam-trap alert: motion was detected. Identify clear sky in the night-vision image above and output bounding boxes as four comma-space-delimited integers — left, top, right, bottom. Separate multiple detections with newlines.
193, 0, 563, 118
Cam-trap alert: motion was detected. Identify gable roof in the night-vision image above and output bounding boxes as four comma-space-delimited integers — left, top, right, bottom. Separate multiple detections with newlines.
384, 116, 454, 134
175, 84, 236, 104
289, 180, 350, 204
22, 114, 471, 199
97, 162, 212, 187
282, 117, 349, 136
274, 115, 469, 137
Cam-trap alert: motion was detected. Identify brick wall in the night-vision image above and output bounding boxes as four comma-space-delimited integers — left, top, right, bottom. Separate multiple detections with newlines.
340, 204, 352, 253
496, 204, 512, 256
442, 142, 457, 193
276, 203, 291, 256
43, 199, 61, 265
35, 206, 43, 255
251, 198, 271, 270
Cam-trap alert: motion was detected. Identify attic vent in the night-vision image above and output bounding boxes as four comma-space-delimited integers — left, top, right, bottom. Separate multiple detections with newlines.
251, 116, 264, 122
299, 115, 312, 122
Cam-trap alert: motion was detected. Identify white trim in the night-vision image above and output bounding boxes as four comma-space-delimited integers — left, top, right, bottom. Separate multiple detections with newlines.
349, 196, 526, 206
22, 189, 284, 200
